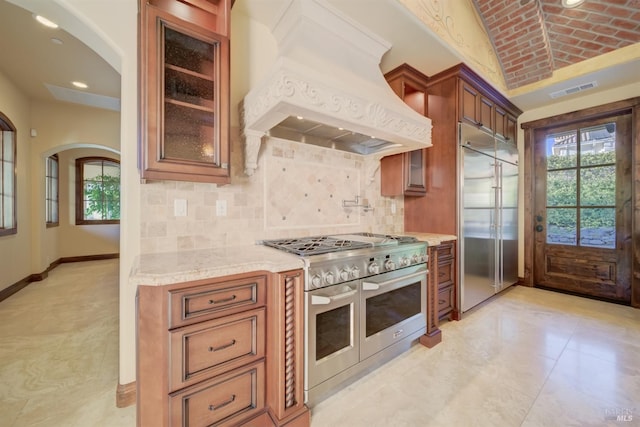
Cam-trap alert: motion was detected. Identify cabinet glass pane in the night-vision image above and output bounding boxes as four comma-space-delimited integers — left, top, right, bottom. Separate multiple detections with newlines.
163, 103, 216, 163
408, 150, 424, 187
164, 27, 214, 75
162, 26, 218, 165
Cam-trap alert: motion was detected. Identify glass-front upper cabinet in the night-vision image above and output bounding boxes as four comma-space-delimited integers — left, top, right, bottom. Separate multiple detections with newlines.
139, 0, 230, 184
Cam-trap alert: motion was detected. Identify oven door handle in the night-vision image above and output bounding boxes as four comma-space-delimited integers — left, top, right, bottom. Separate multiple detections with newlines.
362, 270, 428, 291
310, 289, 358, 305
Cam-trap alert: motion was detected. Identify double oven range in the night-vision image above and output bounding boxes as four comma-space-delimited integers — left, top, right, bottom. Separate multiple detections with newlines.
262, 233, 428, 406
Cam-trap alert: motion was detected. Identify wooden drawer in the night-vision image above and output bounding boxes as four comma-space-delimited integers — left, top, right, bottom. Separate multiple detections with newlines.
170, 308, 266, 391
438, 285, 455, 318
170, 361, 265, 427
170, 275, 266, 328
437, 241, 455, 260
437, 258, 454, 288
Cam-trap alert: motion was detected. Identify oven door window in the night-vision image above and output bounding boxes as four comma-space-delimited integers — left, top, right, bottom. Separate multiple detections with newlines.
365, 281, 421, 337
316, 305, 352, 360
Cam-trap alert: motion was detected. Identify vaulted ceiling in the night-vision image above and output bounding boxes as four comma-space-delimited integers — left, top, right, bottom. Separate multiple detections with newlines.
473, 0, 640, 89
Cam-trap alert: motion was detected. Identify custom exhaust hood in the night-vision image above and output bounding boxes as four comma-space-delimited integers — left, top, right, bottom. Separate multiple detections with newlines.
241, 0, 432, 175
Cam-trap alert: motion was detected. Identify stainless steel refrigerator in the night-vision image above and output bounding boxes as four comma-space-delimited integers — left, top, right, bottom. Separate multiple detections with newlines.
458, 122, 518, 313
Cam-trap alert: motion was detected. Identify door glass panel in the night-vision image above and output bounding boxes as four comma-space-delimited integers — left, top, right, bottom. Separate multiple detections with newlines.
580, 166, 615, 206
316, 305, 351, 360
545, 122, 616, 248
580, 208, 615, 248
547, 170, 576, 206
546, 130, 577, 168
547, 208, 576, 245
365, 282, 420, 337
580, 123, 616, 166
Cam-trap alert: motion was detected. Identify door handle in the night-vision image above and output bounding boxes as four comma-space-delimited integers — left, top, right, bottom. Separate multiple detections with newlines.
535, 225, 544, 232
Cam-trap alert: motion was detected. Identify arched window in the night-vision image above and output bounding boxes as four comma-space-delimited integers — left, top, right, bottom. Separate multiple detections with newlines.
75, 157, 120, 224
0, 112, 16, 236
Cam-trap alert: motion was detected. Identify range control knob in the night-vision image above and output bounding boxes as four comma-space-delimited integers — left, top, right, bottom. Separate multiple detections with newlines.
368, 262, 380, 275
384, 260, 396, 271
311, 274, 322, 288
324, 272, 335, 285
400, 257, 410, 267
339, 269, 350, 281
351, 266, 360, 279
411, 254, 419, 264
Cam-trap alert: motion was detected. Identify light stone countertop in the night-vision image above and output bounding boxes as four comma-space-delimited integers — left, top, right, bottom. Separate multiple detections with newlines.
404, 232, 457, 247
129, 245, 304, 287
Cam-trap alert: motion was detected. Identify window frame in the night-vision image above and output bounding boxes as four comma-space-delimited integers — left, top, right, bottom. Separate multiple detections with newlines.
0, 112, 17, 237
75, 156, 121, 225
46, 154, 59, 228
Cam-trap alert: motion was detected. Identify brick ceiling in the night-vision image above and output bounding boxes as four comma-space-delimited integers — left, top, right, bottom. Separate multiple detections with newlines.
472, 0, 640, 89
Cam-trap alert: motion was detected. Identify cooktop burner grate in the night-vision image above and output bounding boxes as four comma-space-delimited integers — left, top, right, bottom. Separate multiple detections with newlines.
262, 235, 371, 256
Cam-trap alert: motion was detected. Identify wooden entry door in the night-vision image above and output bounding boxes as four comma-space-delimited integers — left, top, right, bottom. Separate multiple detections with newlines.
533, 114, 632, 303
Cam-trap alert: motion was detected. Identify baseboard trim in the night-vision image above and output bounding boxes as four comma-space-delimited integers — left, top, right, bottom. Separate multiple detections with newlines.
59, 253, 119, 264
116, 381, 136, 408
0, 253, 119, 303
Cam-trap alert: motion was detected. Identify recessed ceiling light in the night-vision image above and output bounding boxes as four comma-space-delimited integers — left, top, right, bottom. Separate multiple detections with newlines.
562, 0, 585, 8
51, 38, 63, 45
34, 15, 59, 29
72, 81, 88, 89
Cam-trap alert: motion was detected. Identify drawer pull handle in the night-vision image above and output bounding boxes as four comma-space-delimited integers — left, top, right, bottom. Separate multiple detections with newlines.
438, 299, 446, 305
208, 394, 236, 411
208, 295, 236, 305
208, 339, 236, 352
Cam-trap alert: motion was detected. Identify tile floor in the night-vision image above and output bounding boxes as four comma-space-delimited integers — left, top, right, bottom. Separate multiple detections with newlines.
1, 260, 639, 426
0, 260, 135, 427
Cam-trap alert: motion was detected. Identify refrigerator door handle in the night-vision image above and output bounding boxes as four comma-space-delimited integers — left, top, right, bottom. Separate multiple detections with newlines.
494, 162, 500, 289
498, 163, 504, 289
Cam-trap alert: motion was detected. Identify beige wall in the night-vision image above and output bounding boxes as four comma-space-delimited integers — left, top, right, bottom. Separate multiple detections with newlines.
0, 78, 123, 290
0, 71, 32, 291
30, 101, 120, 269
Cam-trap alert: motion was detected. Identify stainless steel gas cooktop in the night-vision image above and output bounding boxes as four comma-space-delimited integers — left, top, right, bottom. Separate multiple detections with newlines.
261, 232, 419, 256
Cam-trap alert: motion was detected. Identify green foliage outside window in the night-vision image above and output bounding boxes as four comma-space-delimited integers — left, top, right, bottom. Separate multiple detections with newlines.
546, 150, 615, 247
84, 174, 120, 220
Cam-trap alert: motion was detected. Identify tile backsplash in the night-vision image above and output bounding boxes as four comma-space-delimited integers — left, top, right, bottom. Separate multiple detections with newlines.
139, 127, 404, 254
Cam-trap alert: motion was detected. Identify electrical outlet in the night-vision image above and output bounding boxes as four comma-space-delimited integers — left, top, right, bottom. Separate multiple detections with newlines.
216, 199, 227, 216
174, 199, 187, 217
391, 202, 397, 214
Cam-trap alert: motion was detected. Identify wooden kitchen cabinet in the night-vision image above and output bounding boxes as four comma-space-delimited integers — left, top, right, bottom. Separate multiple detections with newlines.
138, 0, 231, 184
137, 270, 310, 427
380, 64, 429, 197
404, 63, 522, 236
435, 241, 457, 320
460, 80, 495, 134
380, 149, 427, 196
